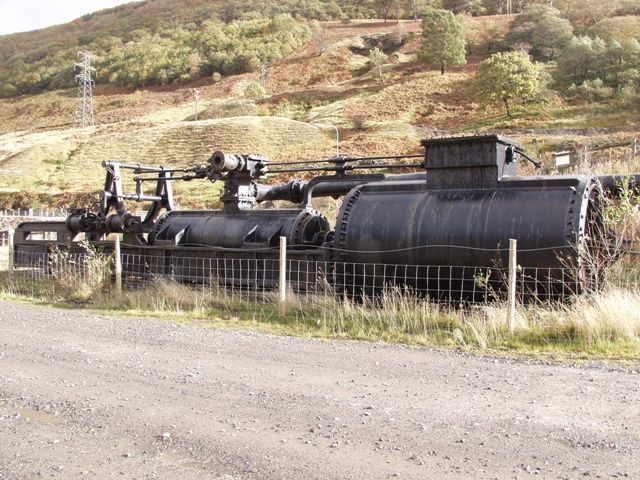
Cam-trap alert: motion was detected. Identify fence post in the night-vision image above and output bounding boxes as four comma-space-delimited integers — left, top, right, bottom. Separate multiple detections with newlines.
7, 228, 14, 282
279, 236, 287, 318
114, 235, 122, 296
507, 238, 517, 334
582, 145, 589, 169
633, 138, 638, 159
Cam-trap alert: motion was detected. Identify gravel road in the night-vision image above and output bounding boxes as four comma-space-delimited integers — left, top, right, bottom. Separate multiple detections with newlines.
0, 300, 639, 480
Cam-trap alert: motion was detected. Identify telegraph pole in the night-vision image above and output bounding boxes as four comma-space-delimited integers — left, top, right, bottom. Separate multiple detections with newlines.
193, 88, 201, 121
74, 50, 96, 127
260, 64, 268, 91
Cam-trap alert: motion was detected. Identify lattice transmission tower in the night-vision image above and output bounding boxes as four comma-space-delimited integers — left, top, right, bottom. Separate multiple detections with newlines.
74, 50, 96, 127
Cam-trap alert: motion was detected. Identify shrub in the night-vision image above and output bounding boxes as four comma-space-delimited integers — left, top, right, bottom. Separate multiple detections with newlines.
506, 5, 573, 60
244, 81, 266, 100
567, 78, 615, 102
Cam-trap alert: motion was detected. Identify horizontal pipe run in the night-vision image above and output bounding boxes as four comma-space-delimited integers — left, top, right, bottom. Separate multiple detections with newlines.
597, 174, 640, 195
270, 154, 424, 166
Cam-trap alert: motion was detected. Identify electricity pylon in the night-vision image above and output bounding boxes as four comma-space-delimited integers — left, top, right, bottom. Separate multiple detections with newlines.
75, 50, 96, 127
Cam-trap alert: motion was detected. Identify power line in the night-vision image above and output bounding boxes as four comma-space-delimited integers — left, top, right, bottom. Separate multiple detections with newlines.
74, 50, 96, 127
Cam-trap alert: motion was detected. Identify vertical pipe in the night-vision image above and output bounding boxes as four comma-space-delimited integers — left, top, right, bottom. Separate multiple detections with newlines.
114, 235, 122, 296
507, 238, 517, 334
279, 236, 287, 318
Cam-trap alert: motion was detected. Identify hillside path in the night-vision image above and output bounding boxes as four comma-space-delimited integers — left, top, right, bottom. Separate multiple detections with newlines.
0, 300, 639, 479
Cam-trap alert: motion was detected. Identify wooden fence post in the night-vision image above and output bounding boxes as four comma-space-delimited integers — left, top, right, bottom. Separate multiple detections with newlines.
632, 138, 638, 159
114, 235, 122, 296
279, 236, 287, 318
507, 238, 517, 334
582, 145, 589, 169
8, 228, 14, 282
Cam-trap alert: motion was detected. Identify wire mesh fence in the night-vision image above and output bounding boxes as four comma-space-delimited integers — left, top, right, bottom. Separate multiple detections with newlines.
3, 249, 638, 305
5, 250, 111, 299
0, 208, 68, 219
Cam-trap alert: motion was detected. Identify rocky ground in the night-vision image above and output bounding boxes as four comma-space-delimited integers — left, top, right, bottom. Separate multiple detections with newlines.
0, 300, 638, 479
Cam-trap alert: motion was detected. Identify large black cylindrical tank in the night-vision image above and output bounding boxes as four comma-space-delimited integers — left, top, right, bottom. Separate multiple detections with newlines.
333, 176, 603, 300
335, 176, 601, 266
149, 208, 329, 249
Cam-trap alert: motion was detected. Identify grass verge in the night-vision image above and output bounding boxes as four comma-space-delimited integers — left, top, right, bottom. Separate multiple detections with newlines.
2, 275, 639, 364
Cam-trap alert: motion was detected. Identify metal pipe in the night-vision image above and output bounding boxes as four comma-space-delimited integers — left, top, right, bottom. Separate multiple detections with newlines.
270, 154, 424, 166
256, 172, 427, 204
268, 162, 423, 175
597, 174, 640, 196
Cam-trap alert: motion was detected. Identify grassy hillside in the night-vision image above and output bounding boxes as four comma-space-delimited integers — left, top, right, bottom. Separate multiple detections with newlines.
1, 13, 640, 208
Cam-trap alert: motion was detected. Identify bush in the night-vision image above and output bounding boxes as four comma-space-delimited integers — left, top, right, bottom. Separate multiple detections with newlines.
567, 78, 615, 102
505, 5, 573, 60
243, 81, 266, 100
368, 47, 388, 78
0, 82, 18, 97
0, 14, 313, 96
350, 115, 367, 130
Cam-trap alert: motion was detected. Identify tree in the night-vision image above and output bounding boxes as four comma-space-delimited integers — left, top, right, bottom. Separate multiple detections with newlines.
587, 16, 640, 46
556, 35, 607, 85
473, 51, 543, 117
374, 0, 400, 22
368, 47, 388, 77
417, 8, 466, 75
565, 0, 621, 32
506, 5, 573, 60
442, 0, 487, 16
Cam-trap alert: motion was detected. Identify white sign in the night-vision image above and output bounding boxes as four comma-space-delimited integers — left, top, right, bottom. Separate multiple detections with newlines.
555, 152, 572, 167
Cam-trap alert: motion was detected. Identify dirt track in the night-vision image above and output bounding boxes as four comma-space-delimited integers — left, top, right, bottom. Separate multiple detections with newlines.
0, 300, 639, 479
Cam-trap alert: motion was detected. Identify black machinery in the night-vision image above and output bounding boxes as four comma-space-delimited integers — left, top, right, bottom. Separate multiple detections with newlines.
13, 134, 636, 301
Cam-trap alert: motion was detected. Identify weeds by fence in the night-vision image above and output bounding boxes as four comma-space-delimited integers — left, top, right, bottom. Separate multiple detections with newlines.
4, 250, 599, 305
2, 247, 640, 353
553, 138, 638, 170
4, 246, 640, 304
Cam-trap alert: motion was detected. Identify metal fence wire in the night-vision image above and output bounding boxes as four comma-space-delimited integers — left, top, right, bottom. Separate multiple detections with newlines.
5, 250, 638, 305
0, 208, 68, 219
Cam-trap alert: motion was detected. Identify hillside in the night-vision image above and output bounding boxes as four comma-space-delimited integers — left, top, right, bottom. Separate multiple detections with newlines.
1, 8, 640, 208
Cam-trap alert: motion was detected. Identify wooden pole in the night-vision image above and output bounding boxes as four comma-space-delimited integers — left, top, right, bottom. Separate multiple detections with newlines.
279, 236, 287, 318
114, 235, 122, 296
507, 238, 517, 334
8, 228, 14, 281
632, 138, 638, 159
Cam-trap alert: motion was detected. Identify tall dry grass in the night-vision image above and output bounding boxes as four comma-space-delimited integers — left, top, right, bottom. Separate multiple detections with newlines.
81, 278, 640, 354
